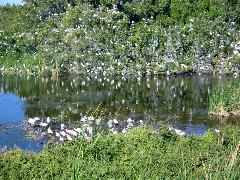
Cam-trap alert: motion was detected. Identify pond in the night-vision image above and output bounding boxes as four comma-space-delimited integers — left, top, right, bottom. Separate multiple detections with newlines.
0, 74, 239, 152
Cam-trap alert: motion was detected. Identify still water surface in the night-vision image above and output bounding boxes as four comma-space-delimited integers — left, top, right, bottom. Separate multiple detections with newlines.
0, 75, 239, 151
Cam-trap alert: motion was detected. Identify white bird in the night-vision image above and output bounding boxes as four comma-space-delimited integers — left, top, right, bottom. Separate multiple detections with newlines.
168, 126, 174, 131
139, 120, 144, 125
214, 129, 220, 133
87, 127, 93, 136
174, 129, 186, 136
127, 118, 133, 123
74, 128, 82, 134
88, 116, 94, 121
66, 129, 78, 136
65, 129, 71, 134
122, 128, 128, 133
47, 127, 53, 134
109, 128, 115, 133
28, 118, 36, 126
107, 120, 113, 128
178, 131, 186, 136
61, 124, 65, 130
113, 119, 119, 124
40, 122, 48, 127
71, 130, 78, 137
113, 130, 118, 134
46, 117, 51, 123
127, 122, 134, 129
66, 134, 73, 141
55, 132, 60, 137
59, 136, 64, 141
34, 117, 40, 121
83, 123, 90, 127
80, 116, 87, 122
60, 131, 66, 137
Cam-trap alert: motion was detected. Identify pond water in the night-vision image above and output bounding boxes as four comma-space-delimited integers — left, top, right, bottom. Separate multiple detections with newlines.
0, 74, 239, 152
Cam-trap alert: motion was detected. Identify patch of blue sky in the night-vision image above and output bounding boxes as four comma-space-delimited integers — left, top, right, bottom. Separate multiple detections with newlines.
0, 0, 23, 5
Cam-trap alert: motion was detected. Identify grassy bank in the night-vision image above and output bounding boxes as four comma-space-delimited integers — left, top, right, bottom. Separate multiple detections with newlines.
0, 0, 240, 76
1, 126, 240, 179
209, 79, 240, 117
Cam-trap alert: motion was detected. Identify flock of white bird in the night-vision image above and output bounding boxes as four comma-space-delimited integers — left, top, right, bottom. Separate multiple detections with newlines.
27, 116, 94, 142
168, 126, 221, 136
26, 116, 146, 142
28, 116, 212, 143
168, 126, 186, 136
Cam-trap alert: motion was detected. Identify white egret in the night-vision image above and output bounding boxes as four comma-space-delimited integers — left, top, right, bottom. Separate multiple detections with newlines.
87, 127, 93, 136
113, 119, 119, 124
59, 136, 64, 141
88, 116, 94, 121
107, 120, 113, 128
47, 127, 53, 134
34, 117, 40, 121
113, 130, 118, 134
74, 128, 82, 134
66, 129, 78, 136
66, 134, 73, 141
28, 118, 36, 126
55, 132, 60, 137
46, 117, 51, 123
40, 122, 48, 127
80, 116, 87, 122
122, 128, 128, 133
70, 130, 78, 137
127, 118, 133, 123
174, 129, 186, 136
60, 131, 66, 137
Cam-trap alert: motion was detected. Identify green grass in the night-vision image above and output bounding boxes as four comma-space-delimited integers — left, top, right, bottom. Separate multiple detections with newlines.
0, 126, 240, 179
209, 80, 240, 116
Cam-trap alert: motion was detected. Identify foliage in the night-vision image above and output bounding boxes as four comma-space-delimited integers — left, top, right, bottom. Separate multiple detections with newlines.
0, 126, 240, 179
209, 79, 240, 115
0, 0, 240, 76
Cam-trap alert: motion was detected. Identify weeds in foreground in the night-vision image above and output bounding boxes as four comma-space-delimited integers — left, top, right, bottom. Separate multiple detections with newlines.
0, 126, 239, 179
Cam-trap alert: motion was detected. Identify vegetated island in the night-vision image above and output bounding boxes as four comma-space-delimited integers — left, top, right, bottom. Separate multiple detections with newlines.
209, 80, 240, 117
1, 0, 240, 115
0, 0, 239, 77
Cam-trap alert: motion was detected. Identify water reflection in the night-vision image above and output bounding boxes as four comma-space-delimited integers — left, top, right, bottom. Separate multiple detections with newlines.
0, 93, 24, 123
0, 125, 46, 152
0, 74, 239, 151
0, 92, 47, 151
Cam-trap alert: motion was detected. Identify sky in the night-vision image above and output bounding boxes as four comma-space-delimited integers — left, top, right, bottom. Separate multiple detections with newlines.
0, 0, 23, 5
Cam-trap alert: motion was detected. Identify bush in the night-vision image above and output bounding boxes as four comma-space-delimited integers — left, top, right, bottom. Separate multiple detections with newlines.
0, 0, 240, 76
0, 126, 240, 179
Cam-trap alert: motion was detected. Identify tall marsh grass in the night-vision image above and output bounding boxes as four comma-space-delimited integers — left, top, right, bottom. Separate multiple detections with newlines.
209, 79, 240, 116
0, 126, 239, 179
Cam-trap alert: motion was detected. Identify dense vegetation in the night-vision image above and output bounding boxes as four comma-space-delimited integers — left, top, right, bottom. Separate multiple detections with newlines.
0, 127, 239, 179
0, 0, 240, 76
1, 1, 240, 179
209, 79, 240, 116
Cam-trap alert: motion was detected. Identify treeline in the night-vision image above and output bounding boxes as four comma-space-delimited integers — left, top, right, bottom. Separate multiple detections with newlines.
0, 0, 240, 76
